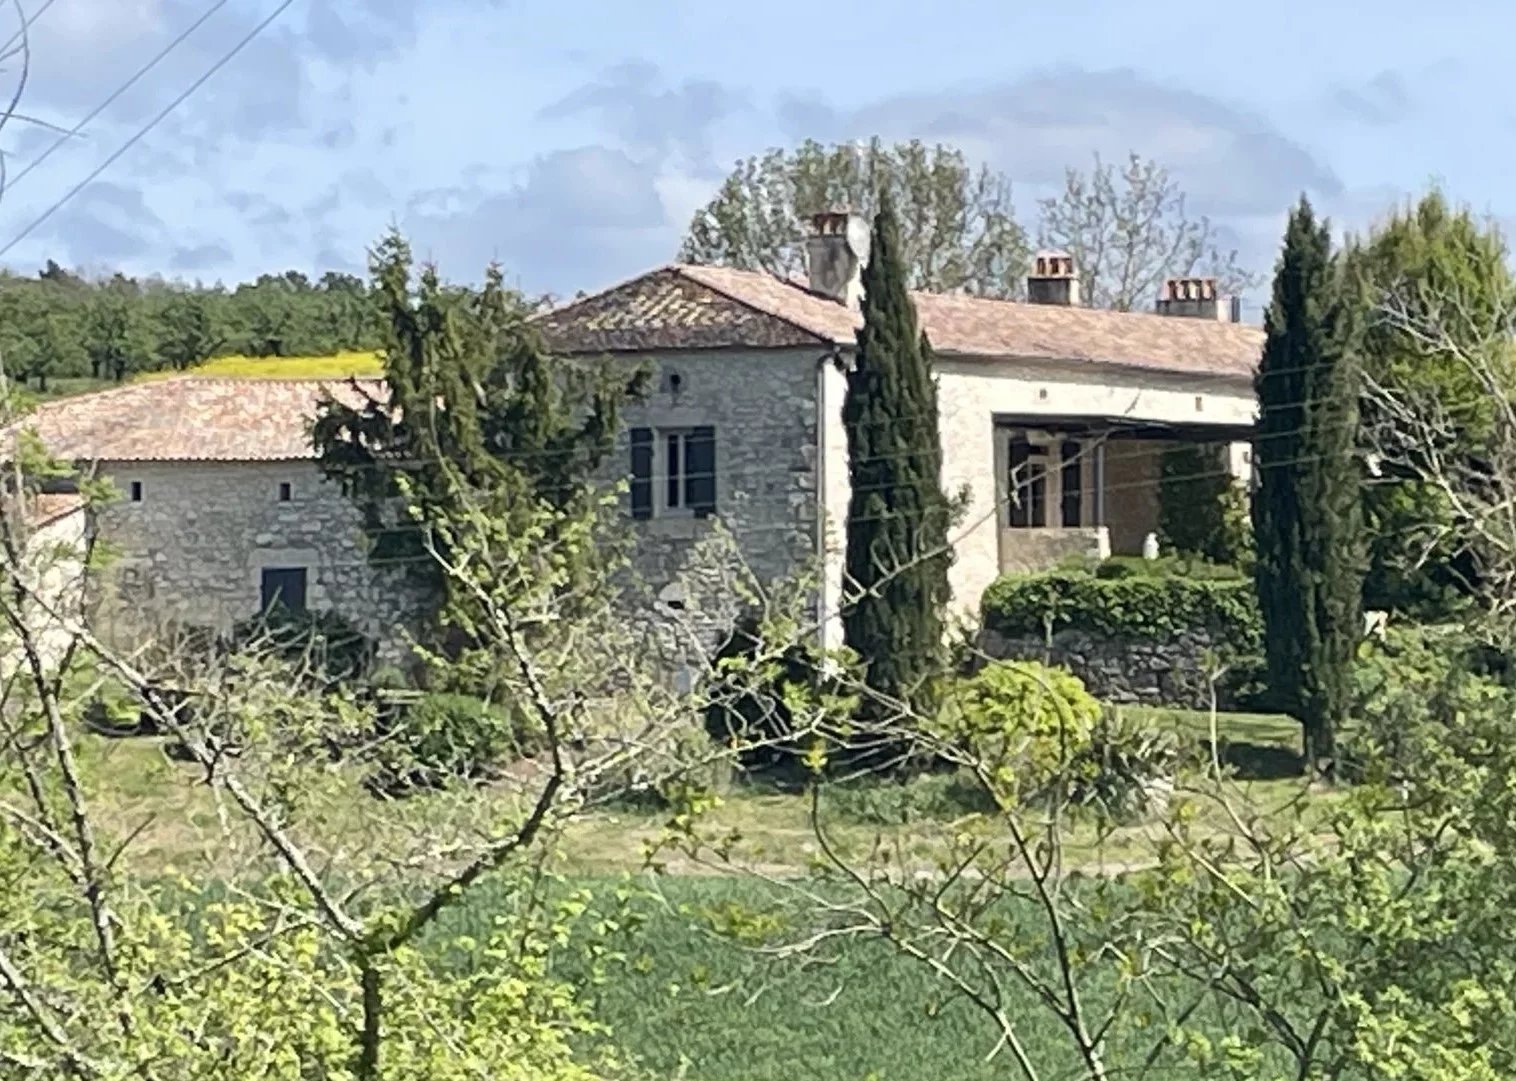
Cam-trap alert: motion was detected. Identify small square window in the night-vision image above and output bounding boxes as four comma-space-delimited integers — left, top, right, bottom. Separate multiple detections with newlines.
129, 481, 143, 503
278, 482, 293, 502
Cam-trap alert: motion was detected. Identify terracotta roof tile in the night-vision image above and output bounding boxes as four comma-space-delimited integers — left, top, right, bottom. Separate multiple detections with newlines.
539, 263, 1264, 379
17, 377, 384, 463
29, 492, 85, 527
534, 267, 825, 352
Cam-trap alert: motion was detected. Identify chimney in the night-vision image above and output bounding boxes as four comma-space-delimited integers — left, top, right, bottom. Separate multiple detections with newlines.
1026, 250, 1080, 306
805, 210, 871, 307
1156, 276, 1240, 322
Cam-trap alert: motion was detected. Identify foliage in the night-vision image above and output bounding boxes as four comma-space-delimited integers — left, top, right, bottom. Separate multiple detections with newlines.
0, 861, 613, 1080
1062, 707, 1185, 821
681, 142, 1253, 312
0, 262, 388, 391
313, 229, 638, 653
981, 567, 1260, 651
703, 612, 845, 772
1355, 189, 1516, 618
841, 196, 957, 731
1037, 152, 1258, 310
821, 768, 997, 826
1156, 443, 1249, 565
1252, 196, 1366, 763
368, 690, 544, 794
940, 660, 1102, 797
1343, 625, 1513, 783
680, 138, 1030, 297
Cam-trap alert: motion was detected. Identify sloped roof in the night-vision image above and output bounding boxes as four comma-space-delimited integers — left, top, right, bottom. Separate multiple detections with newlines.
537, 263, 1265, 379
29, 492, 86, 527
18, 377, 384, 463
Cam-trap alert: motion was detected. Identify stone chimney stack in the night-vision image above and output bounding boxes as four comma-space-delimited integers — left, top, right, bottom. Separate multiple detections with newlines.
1026, 250, 1080, 306
805, 210, 871, 308
1156, 276, 1240, 322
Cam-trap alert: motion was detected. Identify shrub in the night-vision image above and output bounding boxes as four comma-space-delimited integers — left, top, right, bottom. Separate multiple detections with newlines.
1061, 709, 1186, 821
1344, 625, 1513, 785
1157, 443, 1239, 564
367, 691, 543, 794
943, 660, 1103, 796
981, 568, 1261, 654
1093, 555, 1246, 582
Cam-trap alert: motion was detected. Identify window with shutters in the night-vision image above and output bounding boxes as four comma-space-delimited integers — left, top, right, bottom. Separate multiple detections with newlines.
629, 425, 716, 519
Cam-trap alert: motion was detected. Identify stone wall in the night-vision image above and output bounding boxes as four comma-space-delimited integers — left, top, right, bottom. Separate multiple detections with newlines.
93, 460, 425, 658
597, 349, 823, 680
980, 627, 1236, 710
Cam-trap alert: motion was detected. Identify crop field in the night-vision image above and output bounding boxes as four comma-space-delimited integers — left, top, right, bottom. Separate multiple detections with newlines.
139, 350, 384, 379
37, 708, 1307, 1080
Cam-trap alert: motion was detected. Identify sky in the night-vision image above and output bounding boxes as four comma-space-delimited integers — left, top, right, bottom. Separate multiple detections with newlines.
0, 0, 1508, 317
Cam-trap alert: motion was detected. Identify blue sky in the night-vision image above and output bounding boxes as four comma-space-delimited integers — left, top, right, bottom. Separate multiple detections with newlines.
0, 0, 1506, 316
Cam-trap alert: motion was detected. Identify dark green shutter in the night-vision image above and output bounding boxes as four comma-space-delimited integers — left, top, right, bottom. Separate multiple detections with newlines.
629, 427, 653, 519
687, 426, 717, 518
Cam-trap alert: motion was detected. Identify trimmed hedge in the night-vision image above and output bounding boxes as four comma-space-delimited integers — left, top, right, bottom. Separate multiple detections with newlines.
981, 568, 1261, 654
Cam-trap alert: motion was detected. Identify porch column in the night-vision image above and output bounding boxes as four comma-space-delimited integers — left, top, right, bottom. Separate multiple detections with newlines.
1093, 441, 1107, 527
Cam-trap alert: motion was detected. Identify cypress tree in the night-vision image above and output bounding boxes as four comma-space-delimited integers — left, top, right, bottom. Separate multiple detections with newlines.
841, 194, 954, 733
1253, 196, 1365, 767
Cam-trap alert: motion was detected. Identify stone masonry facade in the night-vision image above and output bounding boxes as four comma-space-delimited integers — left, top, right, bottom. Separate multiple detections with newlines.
600, 349, 823, 681
93, 460, 424, 656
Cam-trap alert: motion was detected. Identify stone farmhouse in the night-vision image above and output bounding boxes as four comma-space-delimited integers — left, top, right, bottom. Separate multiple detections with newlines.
11, 211, 1264, 660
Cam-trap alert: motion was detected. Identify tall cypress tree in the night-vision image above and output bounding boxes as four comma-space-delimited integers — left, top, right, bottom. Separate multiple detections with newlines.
1253, 196, 1365, 767
841, 194, 954, 731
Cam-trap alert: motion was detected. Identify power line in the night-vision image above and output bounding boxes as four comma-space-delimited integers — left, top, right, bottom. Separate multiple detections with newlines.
0, 0, 296, 261
5, 0, 232, 197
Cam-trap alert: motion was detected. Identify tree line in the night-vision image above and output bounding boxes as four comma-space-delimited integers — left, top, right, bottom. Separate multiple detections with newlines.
0, 261, 386, 388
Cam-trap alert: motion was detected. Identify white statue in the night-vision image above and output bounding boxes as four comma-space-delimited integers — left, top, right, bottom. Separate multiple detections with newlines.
1142, 532, 1160, 561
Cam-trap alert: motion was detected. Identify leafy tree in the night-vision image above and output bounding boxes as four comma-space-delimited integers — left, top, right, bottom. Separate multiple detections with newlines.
841, 194, 955, 736
30, 308, 89, 389
1156, 443, 1249, 565
681, 138, 1030, 297
314, 230, 637, 646
83, 288, 153, 381
158, 290, 225, 370
1037, 152, 1256, 310
1252, 196, 1365, 765
1355, 189, 1516, 617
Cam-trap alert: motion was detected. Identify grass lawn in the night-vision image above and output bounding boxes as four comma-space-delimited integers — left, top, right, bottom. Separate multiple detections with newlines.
64, 704, 1307, 881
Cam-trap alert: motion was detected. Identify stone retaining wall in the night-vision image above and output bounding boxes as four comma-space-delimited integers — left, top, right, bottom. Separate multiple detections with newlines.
979, 627, 1238, 710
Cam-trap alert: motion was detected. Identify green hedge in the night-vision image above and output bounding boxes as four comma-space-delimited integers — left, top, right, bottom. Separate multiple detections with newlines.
981, 568, 1261, 653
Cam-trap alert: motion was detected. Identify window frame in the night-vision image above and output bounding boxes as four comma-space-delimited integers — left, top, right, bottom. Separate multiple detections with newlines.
630, 424, 716, 520
128, 480, 143, 503
1006, 430, 1093, 530
259, 566, 309, 614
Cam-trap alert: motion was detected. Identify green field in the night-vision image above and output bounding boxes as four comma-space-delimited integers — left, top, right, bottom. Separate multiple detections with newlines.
43, 707, 1307, 1079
